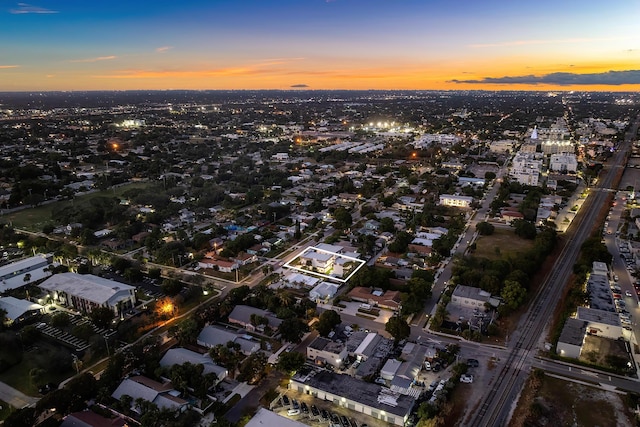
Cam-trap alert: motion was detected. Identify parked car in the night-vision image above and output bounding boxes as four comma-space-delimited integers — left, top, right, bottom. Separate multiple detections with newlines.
282, 395, 290, 406
466, 358, 480, 368
301, 402, 308, 413
460, 374, 474, 383
311, 405, 319, 416
287, 409, 301, 416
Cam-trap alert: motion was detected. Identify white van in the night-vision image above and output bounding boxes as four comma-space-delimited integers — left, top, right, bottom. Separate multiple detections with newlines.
360, 303, 372, 310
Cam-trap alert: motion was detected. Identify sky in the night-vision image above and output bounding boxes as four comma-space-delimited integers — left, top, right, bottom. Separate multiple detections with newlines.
1, 0, 639, 92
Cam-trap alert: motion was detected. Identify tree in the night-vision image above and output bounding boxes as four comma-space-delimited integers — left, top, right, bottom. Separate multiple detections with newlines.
237, 352, 267, 384
484, 171, 496, 180
500, 280, 527, 313
379, 217, 396, 233
89, 306, 115, 329
209, 343, 243, 377
161, 278, 184, 296
277, 351, 305, 373
168, 318, 199, 346
316, 310, 341, 337
476, 221, 495, 236
332, 207, 352, 229
148, 268, 162, 280
512, 219, 537, 240
385, 315, 410, 342
278, 318, 309, 343
50, 312, 70, 327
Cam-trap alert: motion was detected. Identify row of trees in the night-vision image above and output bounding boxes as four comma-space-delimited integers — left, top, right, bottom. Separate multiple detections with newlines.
452, 225, 557, 315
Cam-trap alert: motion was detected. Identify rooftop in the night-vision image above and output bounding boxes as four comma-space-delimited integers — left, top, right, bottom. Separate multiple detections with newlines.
39, 273, 134, 305
558, 318, 588, 346
577, 306, 622, 327
292, 371, 414, 417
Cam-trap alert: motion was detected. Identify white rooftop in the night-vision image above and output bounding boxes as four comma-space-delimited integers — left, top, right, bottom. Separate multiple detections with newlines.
245, 408, 308, 427
39, 273, 134, 305
0, 296, 43, 321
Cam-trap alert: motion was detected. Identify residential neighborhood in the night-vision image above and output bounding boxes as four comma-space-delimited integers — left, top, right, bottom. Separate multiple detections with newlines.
0, 90, 639, 426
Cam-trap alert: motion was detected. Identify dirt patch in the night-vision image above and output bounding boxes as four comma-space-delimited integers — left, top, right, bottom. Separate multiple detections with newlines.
510, 371, 635, 427
580, 335, 632, 369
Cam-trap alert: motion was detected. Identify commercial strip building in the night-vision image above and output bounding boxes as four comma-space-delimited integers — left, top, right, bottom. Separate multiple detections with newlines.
289, 371, 414, 426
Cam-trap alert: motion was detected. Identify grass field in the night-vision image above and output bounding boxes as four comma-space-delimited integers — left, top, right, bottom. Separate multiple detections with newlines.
2, 181, 154, 231
472, 227, 535, 260
0, 342, 75, 396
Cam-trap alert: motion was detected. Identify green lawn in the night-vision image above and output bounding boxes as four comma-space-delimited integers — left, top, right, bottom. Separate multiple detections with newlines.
473, 227, 535, 260
0, 342, 75, 396
3, 181, 154, 231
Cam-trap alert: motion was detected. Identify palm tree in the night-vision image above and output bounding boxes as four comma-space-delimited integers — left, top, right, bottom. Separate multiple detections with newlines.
277, 289, 294, 307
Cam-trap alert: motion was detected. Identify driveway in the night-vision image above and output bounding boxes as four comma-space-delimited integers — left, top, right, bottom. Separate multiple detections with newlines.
224, 371, 284, 423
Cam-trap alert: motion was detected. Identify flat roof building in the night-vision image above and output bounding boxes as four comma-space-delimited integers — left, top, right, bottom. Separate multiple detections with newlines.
290, 371, 414, 426
245, 408, 307, 427
39, 273, 135, 315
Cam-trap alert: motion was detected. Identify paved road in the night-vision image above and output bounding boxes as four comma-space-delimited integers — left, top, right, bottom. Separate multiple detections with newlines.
0, 380, 39, 409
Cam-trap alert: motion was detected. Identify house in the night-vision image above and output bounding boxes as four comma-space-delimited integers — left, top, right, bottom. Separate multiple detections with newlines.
309, 282, 340, 303
449, 285, 494, 310
438, 194, 473, 208
196, 325, 260, 355
39, 273, 136, 315
501, 210, 525, 223
233, 252, 257, 266
228, 305, 282, 332
159, 348, 227, 383
347, 287, 402, 310
307, 336, 348, 368
60, 410, 127, 427
111, 376, 188, 413
197, 255, 238, 273
301, 251, 334, 273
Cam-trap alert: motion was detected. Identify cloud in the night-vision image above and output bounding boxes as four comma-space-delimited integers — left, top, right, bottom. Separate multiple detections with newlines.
470, 37, 627, 48
70, 55, 117, 63
10, 3, 58, 14
290, 84, 309, 88
0, 65, 19, 69
93, 58, 306, 79
93, 66, 273, 79
156, 46, 173, 53
450, 70, 640, 86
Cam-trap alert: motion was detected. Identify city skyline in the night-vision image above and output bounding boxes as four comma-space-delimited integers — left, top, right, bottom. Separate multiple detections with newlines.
1, 0, 639, 92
